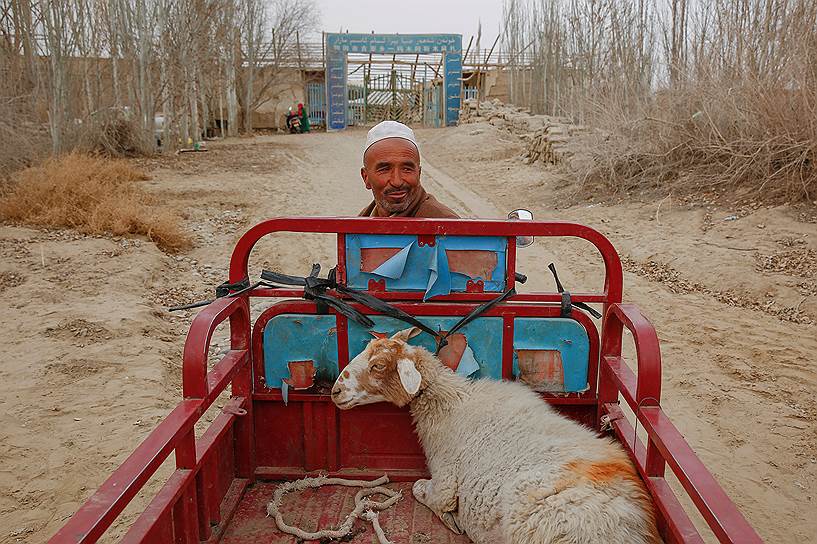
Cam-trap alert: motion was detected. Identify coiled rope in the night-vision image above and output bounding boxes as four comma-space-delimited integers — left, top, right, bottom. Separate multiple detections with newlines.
266, 474, 401, 543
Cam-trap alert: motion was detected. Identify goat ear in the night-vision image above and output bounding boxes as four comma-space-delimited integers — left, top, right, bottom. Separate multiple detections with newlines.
391, 327, 422, 342
397, 358, 422, 395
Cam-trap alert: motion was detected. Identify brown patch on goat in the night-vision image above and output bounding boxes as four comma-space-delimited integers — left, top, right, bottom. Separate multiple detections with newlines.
560, 458, 660, 543
357, 338, 419, 407
565, 459, 641, 485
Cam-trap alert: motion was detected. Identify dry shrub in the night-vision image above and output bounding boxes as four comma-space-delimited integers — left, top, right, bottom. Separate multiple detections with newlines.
580, 80, 817, 202
77, 108, 153, 158
0, 153, 191, 253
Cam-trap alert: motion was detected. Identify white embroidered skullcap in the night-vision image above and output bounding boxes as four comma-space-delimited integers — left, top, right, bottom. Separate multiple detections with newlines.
364, 120, 420, 155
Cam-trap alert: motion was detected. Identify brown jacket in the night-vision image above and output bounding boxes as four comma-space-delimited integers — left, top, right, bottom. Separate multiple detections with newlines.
359, 187, 459, 218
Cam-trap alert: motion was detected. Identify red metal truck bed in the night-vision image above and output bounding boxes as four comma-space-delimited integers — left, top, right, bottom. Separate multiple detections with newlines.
221, 482, 471, 543
48, 218, 763, 544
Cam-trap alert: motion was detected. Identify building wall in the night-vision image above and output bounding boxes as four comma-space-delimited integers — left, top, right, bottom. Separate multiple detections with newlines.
485, 69, 510, 102
252, 68, 324, 130
461, 68, 511, 104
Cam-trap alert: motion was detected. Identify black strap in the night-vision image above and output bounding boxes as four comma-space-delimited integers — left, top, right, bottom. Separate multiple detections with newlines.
335, 285, 439, 338
261, 265, 375, 329
262, 265, 320, 287
310, 292, 374, 328
260, 265, 520, 349
560, 291, 573, 316
215, 277, 250, 297
547, 263, 602, 319
435, 286, 516, 354
168, 278, 262, 312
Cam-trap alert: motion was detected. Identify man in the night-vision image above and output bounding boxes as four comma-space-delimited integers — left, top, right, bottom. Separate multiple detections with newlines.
298, 103, 310, 133
359, 121, 459, 218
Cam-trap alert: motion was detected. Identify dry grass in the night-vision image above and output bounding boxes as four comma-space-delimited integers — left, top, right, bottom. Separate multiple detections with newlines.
579, 81, 817, 202
0, 154, 191, 253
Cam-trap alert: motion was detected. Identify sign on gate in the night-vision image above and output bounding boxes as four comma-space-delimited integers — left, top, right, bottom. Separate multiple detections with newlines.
324, 33, 462, 131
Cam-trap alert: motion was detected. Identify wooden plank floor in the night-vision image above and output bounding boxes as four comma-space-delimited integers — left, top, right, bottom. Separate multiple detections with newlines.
220, 481, 473, 543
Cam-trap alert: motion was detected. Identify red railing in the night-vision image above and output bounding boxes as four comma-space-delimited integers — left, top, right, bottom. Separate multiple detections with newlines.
599, 303, 762, 543
49, 296, 253, 544
228, 217, 624, 307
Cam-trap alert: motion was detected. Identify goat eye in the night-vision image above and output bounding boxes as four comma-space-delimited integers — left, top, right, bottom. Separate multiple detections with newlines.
371, 363, 386, 372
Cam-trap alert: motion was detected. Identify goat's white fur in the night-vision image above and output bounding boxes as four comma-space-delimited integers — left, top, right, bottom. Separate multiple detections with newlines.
333, 330, 659, 544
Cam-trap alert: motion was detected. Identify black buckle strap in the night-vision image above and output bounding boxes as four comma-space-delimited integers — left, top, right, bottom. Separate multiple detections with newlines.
215, 277, 250, 297
335, 285, 439, 338
261, 265, 521, 351
434, 286, 516, 354
547, 263, 602, 319
264, 265, 435, 336
168, 277, 262, 312
261, 265, 375, 329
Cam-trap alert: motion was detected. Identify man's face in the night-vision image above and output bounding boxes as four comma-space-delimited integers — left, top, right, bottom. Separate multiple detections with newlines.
361, 138, 422, 214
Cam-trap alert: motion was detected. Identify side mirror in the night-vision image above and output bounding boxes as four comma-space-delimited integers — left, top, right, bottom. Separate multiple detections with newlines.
508, 209, 534, 248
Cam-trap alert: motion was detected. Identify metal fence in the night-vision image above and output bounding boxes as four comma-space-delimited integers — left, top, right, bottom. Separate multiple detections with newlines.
306, 82, 326, 127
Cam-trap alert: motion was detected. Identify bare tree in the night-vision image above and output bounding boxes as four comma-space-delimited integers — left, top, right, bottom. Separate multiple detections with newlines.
502, 0, 656, 121
0, 0, 322, 170
239, 0, 319, 133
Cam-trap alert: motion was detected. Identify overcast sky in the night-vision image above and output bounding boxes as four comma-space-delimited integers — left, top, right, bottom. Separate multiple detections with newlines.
312, 0, 503, 51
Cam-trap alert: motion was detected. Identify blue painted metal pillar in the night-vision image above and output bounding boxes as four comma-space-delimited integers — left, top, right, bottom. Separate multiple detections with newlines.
444, 48, 463, 127
325, 39, 348, 131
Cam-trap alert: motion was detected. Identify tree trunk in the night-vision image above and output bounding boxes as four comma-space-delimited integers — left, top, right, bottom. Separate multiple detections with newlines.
226, 29, 239, 137
42, 0, 66, 154
199, 65, 209, 140
243, 7, 256, 134
188, 63, 200, 143
219, 72, 225, 138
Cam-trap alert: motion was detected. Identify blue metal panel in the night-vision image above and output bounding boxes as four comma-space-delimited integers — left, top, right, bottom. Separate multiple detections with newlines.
345, 234, 507, 295
262, 315, 339, 388
347, 316, 504, 379
324, 33, 462, 130
512, 318, 591, 392
261, 314, 590, 393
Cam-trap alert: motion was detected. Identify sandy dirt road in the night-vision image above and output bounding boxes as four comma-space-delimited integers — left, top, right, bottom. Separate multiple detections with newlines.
1, 126, 815, 543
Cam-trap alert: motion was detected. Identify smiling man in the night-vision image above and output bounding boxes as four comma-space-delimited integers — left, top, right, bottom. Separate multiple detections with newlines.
358, 121, 459, 218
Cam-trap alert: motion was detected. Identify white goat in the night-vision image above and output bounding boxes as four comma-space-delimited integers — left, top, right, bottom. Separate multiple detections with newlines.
331, 328, 659, 544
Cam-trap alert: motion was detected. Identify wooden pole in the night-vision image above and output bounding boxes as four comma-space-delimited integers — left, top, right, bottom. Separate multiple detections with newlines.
364, 53, 371, 123
422, 62, 427, 126
411, 53, 419, 122
477, 34, 500, 109
296, 30, 305, 102
462, 35, 474, 67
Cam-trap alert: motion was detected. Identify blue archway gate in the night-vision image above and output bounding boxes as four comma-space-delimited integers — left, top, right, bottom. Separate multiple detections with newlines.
325, 33, 462, 130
